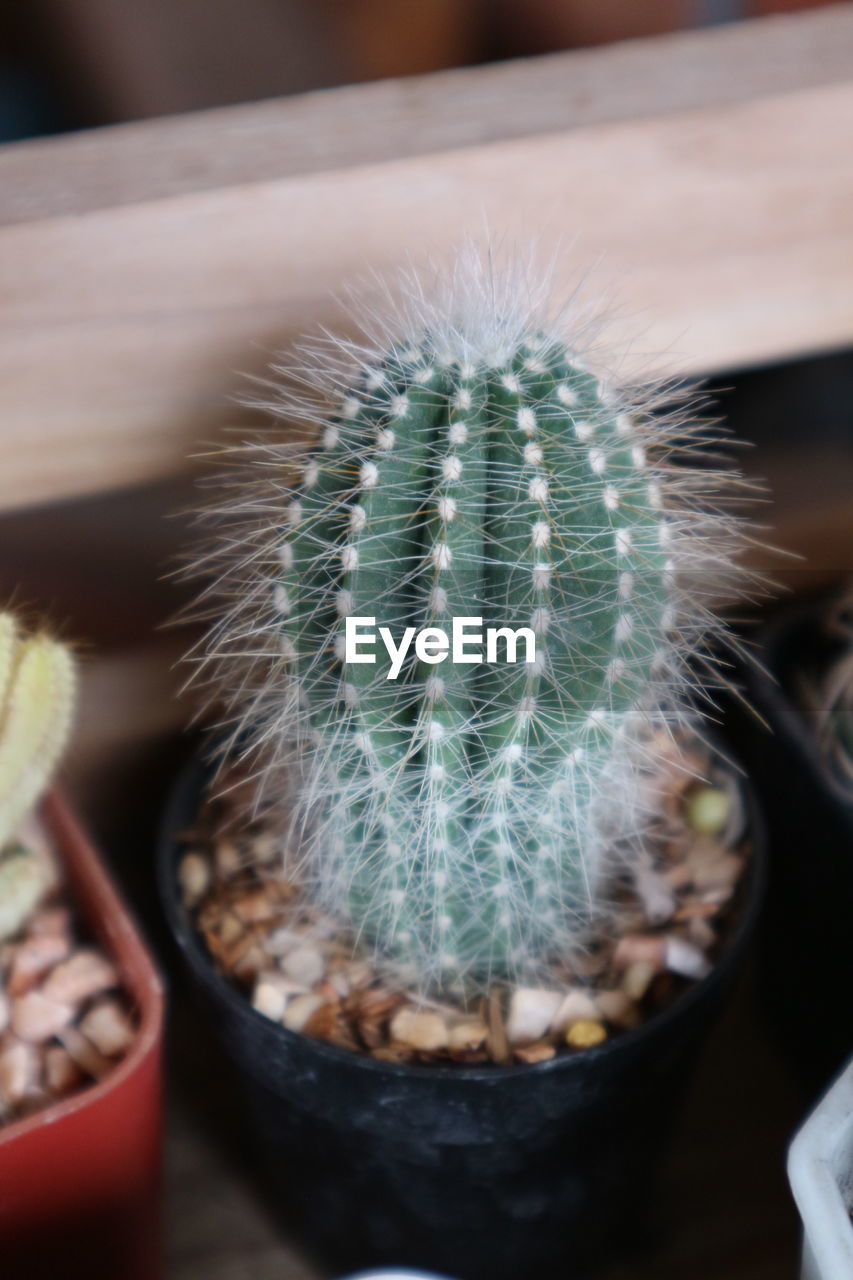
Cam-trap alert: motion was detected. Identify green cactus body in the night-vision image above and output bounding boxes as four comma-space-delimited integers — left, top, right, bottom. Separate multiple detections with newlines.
194, 256, 747, 995
258, 331, 679, 991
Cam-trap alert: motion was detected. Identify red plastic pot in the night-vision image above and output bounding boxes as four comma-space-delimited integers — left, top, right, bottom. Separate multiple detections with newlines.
0, 791, 165, 1280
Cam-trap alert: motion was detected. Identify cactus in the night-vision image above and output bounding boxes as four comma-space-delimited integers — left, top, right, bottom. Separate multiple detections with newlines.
190, 252, 750, 995
814, 588, 853, 801
0, 612, 76, 939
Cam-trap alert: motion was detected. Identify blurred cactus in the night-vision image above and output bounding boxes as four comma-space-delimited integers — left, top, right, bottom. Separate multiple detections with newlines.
0, 613, 75, 940
815, 588, 853, 801
189, 251, 751, 994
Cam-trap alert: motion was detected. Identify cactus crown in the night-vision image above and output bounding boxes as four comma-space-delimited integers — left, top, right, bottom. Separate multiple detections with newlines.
189, 252, 751, 996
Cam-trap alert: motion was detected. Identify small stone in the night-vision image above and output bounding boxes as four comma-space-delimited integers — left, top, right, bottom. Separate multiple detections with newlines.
686, 786, 730, 836
673, 897, 719, 921
566, 1020, 607, 1049
551, 989, 601, 1032
303, 1002, 346, 1042
0, 1039, 39, 1104
687, 916, 717, 950
265, 927, 303, 956
447, 1020, 488, 1052
57, 1026, 113, 1079
282, 993, 325, 1032
250, 834, 279, 865
325, 970, 352, 999
12, 991, 74, 1042
370, 1045, 415, 1064
28, 907, 72, 938
622, 961, 658, 1001
258, 970, 309, 998
214, 837, 242, 879
42, 949, 118, 1006
315, 979, 342, 1003
701, 885, 736, 908
252, 979, 287, 1022
351, 986, 404, 1048
349, 985, 403, 1020
321, 1014, 361, 1053
178, 852, 210, 907
514, 1040, 556, 1064
217, 913, 244, 946
685, 835, 728, 872
634, 866, 676, 925
79, 1000, 135, 1057
485, 991, 511, 1064
6, 932, 71, 997
232, 889, 279, 925
572, 949, 609, 979
594, 989, 640, 1029
342, 959, 373, 988
693, 853, 743, 893
389, 1007, 449, 1052
662, 863, 692, 890
665, 936, 711, 980
506, 988, 562, 1045
44, 1045, 84, 1096
613, 934, 666, 972
229, 943, 267, 982
282, 945, 325, 986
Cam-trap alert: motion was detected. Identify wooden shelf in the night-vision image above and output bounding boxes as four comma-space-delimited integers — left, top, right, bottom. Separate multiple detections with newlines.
1, 5, 853, 512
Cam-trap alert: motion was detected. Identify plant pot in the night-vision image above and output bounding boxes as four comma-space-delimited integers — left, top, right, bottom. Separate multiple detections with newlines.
741, 593, 853, 1095
158, 751, 765, 1280
0, 791, 165, 1280
788, 1056, 853, 1280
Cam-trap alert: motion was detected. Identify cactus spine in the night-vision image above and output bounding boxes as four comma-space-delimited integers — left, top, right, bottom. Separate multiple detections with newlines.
192, 253, 748, 995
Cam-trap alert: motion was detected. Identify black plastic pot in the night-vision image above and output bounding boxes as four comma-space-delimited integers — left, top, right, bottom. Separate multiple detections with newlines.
159, 753, 765, 1280
741, 594, 853, 1095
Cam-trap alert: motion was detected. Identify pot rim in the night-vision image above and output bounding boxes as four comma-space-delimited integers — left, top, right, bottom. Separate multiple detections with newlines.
158, 743, 766, 1084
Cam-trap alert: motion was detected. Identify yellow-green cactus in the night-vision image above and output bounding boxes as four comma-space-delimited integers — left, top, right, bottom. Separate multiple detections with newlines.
0, 614, 75, 940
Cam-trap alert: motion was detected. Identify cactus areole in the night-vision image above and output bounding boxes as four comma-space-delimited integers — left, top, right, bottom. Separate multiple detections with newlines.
193, 255, 748, 997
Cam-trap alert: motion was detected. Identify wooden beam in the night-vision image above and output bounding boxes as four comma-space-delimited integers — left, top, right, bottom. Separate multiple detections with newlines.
1, 6, 852, 512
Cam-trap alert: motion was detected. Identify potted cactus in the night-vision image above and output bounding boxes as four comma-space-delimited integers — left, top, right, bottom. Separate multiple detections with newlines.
743, 585, 853, 1093
161, 255, 764, 1280
0, 612, 164, 1280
